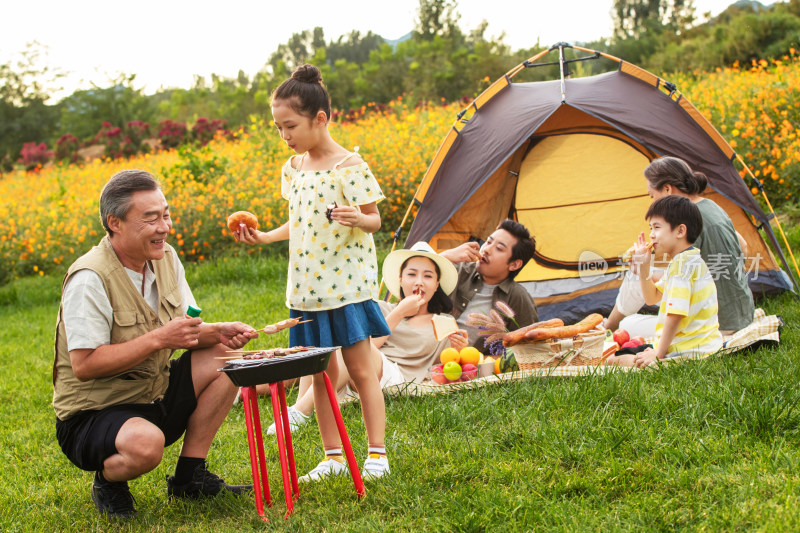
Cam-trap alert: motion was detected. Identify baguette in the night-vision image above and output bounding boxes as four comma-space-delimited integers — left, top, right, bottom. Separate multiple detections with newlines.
502, 318, 565, 347
520, 313, 604, 343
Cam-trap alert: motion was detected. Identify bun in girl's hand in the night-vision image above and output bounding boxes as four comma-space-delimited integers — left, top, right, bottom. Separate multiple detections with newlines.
227, 211, 259, 233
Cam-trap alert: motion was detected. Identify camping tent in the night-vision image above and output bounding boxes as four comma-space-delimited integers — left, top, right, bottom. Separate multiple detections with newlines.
404, 44, 798, 322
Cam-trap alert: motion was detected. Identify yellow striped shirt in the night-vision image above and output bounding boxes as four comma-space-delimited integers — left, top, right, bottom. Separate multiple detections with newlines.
654, 248, 723, 357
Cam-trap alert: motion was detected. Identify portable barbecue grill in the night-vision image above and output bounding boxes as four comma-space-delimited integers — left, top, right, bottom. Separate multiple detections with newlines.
218, 346, 365, 522
219, 346, 338, 386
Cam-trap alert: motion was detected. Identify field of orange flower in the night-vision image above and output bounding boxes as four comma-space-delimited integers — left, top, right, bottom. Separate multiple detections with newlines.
1, 55, 799, 285
671, 50, 800, 203
0, 98, 456, 283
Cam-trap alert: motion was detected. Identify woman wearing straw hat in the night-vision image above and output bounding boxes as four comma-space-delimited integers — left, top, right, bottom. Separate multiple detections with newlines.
264, 241, 467, 435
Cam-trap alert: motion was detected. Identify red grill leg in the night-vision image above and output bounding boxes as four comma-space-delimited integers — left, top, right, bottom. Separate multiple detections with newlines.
321, 371, 366, 498
248, 386, 272, 507
270, 382, 294, 518
241, 386, 269, 522
277, 381, 300, 500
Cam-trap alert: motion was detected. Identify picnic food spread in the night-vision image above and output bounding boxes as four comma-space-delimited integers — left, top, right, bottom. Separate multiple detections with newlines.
502, 313, 604, 347
227, 211, 259, 233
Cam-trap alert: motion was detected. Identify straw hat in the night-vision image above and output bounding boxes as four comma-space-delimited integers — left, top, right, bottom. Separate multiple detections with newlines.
382, 241, 458, 298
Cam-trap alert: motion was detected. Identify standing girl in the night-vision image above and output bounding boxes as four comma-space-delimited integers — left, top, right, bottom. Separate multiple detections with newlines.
234, 64, 392, 480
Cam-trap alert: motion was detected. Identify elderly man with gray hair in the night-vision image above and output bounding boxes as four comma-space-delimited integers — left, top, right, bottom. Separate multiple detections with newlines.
53, 169, 259, 519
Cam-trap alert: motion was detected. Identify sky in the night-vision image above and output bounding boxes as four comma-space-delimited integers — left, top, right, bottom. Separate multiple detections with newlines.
1, 0, 739, 102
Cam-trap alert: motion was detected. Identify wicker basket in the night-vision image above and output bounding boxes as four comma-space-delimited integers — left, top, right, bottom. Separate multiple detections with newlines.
512, 331, 605, 369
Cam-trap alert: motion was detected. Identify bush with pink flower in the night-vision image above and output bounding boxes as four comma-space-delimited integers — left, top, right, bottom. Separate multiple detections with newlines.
55, 134, 81, 163
158, 119, 188, 149
18, 142, 53, 171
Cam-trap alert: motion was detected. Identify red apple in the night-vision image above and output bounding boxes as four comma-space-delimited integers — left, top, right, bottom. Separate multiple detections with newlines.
628, 338, 644, 347
621, 340, 639, 349
613, 329, 630, 346
430, 364, 448, 385
633, 336, 646, 346
461, 363, 477, 381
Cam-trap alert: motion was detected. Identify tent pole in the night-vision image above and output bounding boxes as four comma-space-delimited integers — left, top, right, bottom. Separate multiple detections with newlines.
736, 154, 800, 290
381, 182, 425, 297
558, 44, 567, 103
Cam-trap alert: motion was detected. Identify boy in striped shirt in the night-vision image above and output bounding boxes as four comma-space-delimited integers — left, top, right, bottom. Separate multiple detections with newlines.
610, 195, 723, 367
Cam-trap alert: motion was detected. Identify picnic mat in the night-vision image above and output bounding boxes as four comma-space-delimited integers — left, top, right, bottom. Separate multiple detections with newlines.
383, 308, 784, 398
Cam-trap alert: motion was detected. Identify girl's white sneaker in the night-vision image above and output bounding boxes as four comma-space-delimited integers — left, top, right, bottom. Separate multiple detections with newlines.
298, 458, 349, 483
266, 406, 311, 436
361, 454, 390, 479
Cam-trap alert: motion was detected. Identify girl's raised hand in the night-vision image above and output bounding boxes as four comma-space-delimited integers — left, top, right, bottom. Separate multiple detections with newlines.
233, 223, 264, 245
329, 205, 361, 227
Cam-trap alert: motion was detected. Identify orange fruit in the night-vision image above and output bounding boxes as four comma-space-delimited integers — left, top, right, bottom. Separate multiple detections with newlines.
459, 346, 481, 366
494, 357, 501, 375
440, 347, 460, 365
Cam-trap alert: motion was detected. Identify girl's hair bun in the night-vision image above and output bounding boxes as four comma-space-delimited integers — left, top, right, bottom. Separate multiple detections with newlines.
292, 64, 323, 84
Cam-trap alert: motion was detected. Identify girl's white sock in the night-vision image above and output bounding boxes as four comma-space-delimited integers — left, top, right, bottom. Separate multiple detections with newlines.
325, 448, 344, 462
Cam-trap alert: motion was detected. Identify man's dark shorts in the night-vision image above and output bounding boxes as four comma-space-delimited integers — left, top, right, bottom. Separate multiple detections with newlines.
55, 351, 197, 472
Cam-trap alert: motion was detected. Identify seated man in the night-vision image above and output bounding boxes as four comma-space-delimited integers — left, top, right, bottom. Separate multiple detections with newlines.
440, 219, 538, 353
53, 170, 259, 519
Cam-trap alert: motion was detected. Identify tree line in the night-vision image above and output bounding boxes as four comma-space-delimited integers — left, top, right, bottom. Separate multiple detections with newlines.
2, 0, 799, 167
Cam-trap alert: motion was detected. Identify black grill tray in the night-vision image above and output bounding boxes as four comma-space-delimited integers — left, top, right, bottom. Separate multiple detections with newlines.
219, 346, 339, 386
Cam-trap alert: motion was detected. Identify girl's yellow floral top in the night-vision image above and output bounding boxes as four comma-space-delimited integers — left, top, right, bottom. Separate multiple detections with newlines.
281, 157, 385, 311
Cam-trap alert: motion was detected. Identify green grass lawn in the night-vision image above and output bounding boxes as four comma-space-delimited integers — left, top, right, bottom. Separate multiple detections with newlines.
1, 251, 798, 532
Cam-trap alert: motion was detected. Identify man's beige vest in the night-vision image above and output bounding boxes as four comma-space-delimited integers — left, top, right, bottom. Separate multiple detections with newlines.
53, 236, 184, 420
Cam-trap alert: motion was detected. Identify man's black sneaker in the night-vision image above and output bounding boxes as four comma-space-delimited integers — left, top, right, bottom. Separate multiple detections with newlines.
91, 475, 137, 519
166, 460, 252, 499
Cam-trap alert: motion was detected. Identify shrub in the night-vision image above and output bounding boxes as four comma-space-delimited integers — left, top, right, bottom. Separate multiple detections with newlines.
93, 122, 128, 159
125, 121, 152, 155
1, 154, 13, 173
54, 134, 81, 163
158, 119, 188, 149
191, 118, 229, 146
18, 142, 53, 171
162, 143, 230, 186
93, 121, 155, 159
